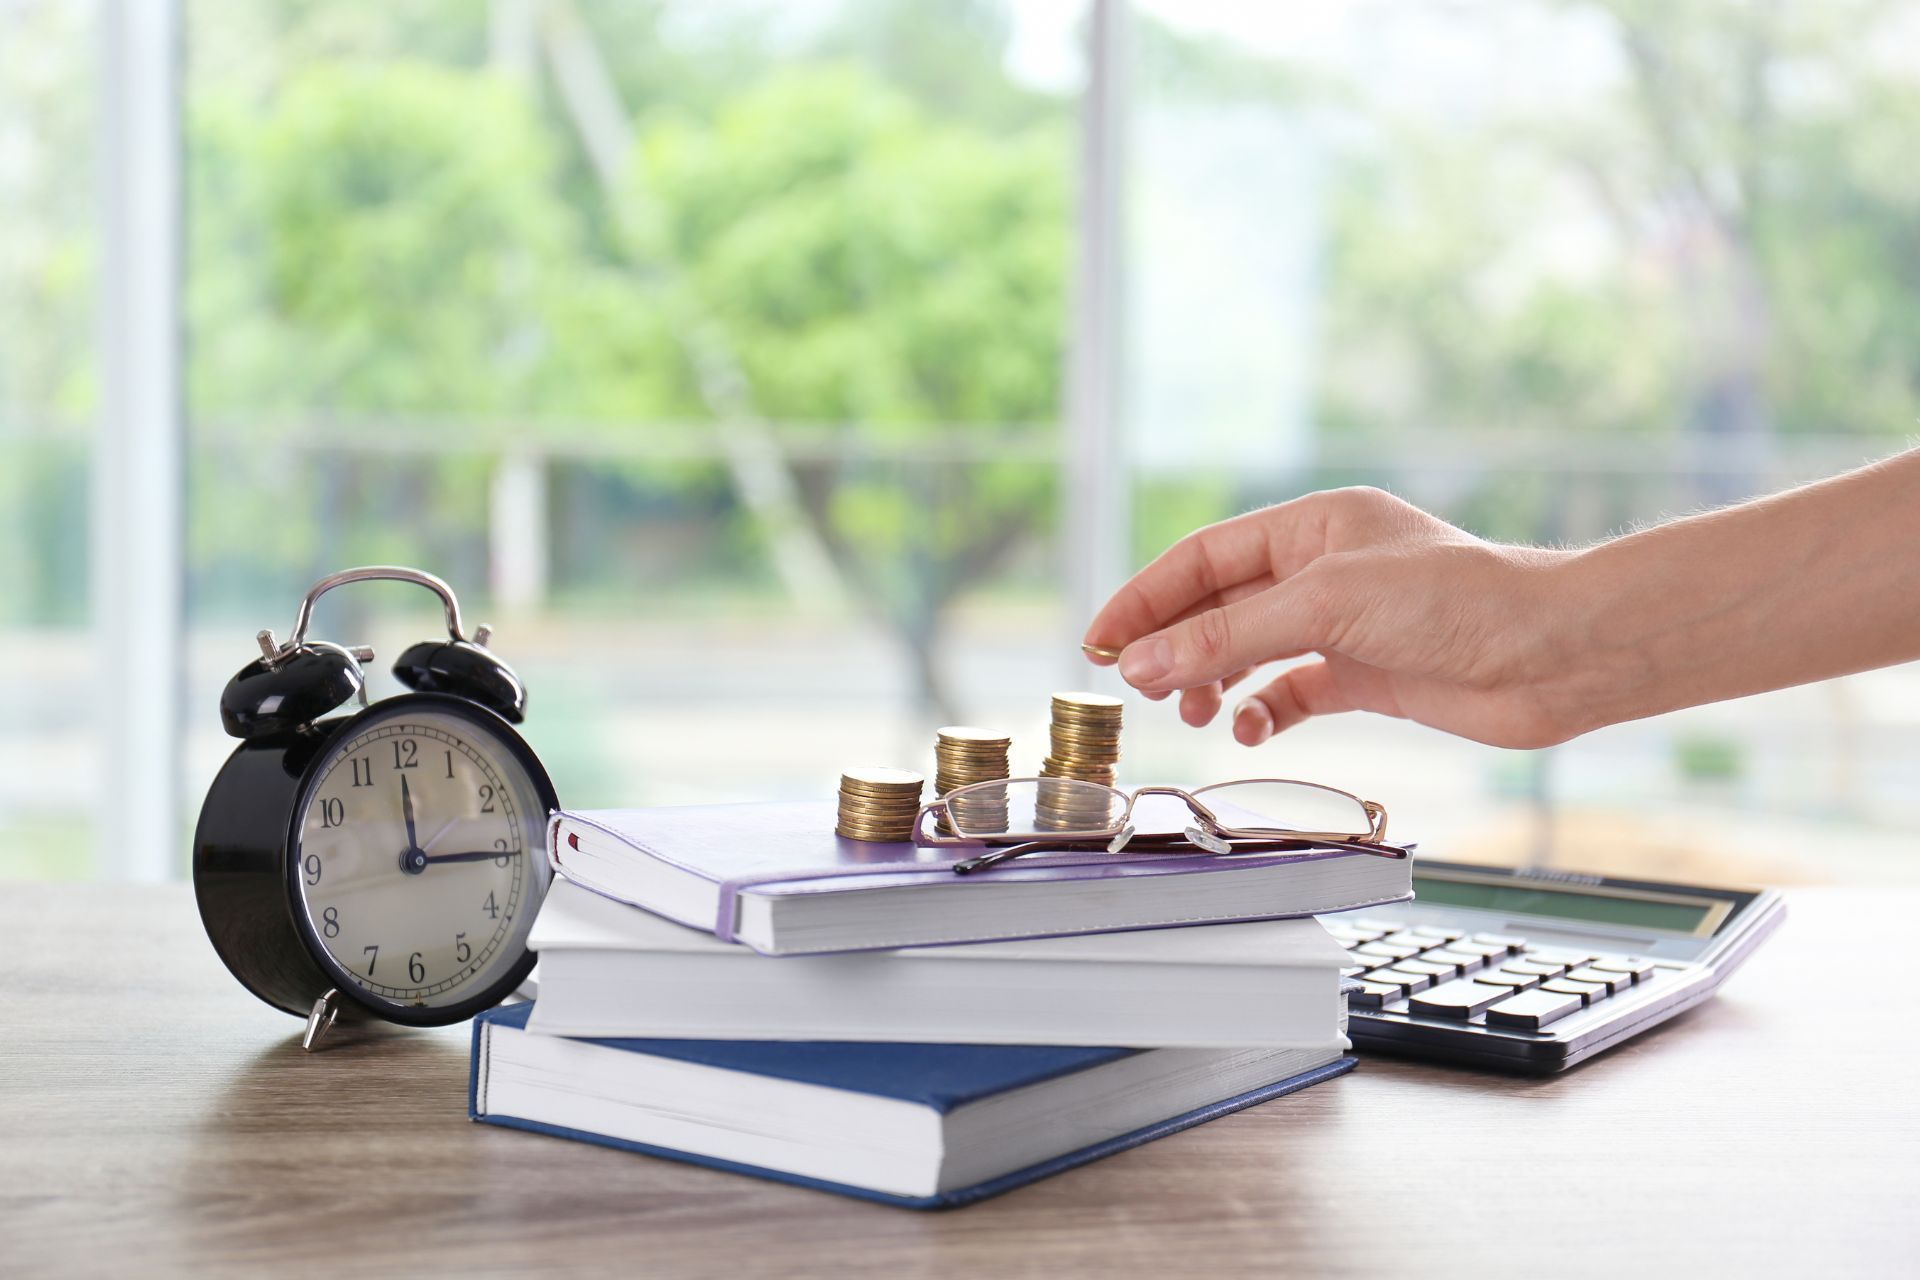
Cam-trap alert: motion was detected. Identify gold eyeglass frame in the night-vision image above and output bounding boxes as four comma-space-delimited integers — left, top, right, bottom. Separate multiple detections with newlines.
913, 777, 1404, 875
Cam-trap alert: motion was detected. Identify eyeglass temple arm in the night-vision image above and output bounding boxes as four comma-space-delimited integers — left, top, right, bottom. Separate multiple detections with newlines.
952, 841, 1074, 876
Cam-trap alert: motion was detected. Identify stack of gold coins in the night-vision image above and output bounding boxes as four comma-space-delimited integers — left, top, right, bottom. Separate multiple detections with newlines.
1041, 692, 1123, 785
933, 726, 1013, 835
1037, 692, 1125, 832
835, 767, 925, 842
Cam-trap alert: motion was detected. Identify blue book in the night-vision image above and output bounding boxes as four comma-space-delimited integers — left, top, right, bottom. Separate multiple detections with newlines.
470, 1002, 1355, 1209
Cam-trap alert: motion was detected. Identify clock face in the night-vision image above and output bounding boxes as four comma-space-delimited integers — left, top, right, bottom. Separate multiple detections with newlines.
291, 702, 552, 1013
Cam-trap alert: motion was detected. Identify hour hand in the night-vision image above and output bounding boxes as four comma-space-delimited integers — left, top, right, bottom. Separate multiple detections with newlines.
400, 774, 421, 853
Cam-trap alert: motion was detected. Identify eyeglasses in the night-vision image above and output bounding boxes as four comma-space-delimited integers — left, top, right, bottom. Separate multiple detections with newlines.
913, 776, 1406, 875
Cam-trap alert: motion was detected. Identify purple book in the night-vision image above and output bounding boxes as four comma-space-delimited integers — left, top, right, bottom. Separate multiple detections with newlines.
548, 800, 1412, 956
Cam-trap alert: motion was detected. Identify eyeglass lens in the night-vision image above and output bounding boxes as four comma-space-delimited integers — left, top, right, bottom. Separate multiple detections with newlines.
942, 779, 1126, 838
1188, 780, 1373, 838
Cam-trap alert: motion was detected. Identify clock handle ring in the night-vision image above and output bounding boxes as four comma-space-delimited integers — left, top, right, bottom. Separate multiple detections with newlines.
284, 565, 472, 654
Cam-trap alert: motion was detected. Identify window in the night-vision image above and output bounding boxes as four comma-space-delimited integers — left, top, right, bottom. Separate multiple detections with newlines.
8, 0, 1919, 887
1123, 1, 1920, 880
0, 0, 99, 879
181, 1, 1086, 836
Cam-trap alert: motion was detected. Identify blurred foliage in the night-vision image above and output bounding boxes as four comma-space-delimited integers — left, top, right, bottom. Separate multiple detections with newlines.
635, 67, 1064, 426
9, 0, 1920, 634
175, 0, 1071, 677
1316, 0, 1920, 466
628, 67, 1065, 694
1125, 0, 1920, 553
1674, 732, 1747, 785
0, 0, 95, 623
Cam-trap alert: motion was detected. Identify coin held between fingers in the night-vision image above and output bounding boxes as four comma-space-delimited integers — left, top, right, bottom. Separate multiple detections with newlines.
1081, 643, 1122, 662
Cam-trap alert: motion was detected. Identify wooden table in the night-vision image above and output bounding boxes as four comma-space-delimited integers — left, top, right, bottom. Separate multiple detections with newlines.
2, 885, 1914, 1277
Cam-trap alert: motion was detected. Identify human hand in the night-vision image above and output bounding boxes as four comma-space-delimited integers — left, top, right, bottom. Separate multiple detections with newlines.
1082, 487, 1589, 750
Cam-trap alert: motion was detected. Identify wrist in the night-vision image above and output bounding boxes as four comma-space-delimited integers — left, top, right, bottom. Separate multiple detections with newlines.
1527, 543, 1650, 739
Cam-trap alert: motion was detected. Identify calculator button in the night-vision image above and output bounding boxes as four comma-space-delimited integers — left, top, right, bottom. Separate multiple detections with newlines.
1485, 988, 1584, 1030
1471, 932, 1529, 952
1412, 927, 1464, 942
1409, 981, 1512, 1019
1356, 940, 1422, 961
1389, 959, 1458, 981
1381, 930, 1433, 948
1524, 947, 1596, 967
1369, 967, 1438, 994
1474, 970, 1542, 990
1565, 966, 1633, 994
1501, 959, 1567, 978
1341, 965, 1369, 978
1591, 958, 1656, 981
1541, 978, 1609, 1006
1349, 981, 1405, 1008
1418, 948, 1488, 975
1450, 941, 1515, 959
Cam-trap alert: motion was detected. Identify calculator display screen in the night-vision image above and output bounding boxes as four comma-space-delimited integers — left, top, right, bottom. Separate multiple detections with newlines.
1411, 875, 1719, 934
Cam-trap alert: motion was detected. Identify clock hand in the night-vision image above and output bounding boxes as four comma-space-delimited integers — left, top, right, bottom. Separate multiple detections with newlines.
418, 815, 460, 852
417, 849, 522, 865
400, 773, 421, 853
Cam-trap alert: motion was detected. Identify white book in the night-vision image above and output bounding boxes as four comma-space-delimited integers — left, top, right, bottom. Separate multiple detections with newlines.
525, 879, 1354, 1048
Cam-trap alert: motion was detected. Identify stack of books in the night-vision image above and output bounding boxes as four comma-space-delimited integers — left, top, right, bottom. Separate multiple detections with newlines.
470, 799, 1412, 1209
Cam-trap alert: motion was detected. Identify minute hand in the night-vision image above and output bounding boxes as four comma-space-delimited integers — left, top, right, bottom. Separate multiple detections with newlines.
418, 848, 521, 865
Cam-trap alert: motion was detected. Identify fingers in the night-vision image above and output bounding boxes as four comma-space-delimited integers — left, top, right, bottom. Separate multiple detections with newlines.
1230, 660, 1358, 745
1084, 574, 1275, 665
1117, 575, 1343, 693
1180, 684, 1222, 726
1083, 498, 1338, 653
1177, 667, 1254, 727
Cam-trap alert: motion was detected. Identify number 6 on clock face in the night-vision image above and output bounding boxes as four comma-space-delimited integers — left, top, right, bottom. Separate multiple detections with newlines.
290, 700, 552, 1016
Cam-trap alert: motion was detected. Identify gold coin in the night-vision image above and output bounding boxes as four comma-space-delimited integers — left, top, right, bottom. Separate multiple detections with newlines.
1053, 691, 1123, 708
842, 766, 924, 789
937, 726, 1011, 744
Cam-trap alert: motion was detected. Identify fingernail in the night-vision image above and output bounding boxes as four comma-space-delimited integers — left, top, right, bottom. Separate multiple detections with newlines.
1119, 638, 1171, 686
1233, 699, 1271, 745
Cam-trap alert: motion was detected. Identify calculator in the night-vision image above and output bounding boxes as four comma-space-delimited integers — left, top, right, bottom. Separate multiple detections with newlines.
1321, 860, 1785, 1073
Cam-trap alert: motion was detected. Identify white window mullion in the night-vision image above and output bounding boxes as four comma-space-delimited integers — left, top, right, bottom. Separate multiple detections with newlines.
95, 0, 184, 881
1064, 0, 1132, 666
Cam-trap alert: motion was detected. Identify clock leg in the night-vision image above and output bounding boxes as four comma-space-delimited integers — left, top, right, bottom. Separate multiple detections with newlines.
300, 988, 340, 1052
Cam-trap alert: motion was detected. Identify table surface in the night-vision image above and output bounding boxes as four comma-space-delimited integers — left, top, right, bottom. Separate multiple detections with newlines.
2, 883, 1915, 1278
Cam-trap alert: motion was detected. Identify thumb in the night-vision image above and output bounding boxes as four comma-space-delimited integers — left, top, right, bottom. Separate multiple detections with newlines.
1117, 577, 1342, 693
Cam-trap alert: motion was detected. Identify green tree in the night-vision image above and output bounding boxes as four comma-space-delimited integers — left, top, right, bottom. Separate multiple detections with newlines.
629, 66, 1068, 711
184, 10, 1072, 716
187, 60, 690, 593
1312, 0, 1920, 533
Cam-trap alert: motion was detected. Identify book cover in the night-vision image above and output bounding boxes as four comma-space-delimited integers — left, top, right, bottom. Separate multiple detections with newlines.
469, 1002, 1358, 1210
550, 799, 1412, 950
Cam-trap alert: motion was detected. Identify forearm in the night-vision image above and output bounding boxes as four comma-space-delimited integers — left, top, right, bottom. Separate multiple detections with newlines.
1549, 449, 1920, 732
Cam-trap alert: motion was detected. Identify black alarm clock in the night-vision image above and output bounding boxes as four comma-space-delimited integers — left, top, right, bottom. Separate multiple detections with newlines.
193, 566, 558, 1051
